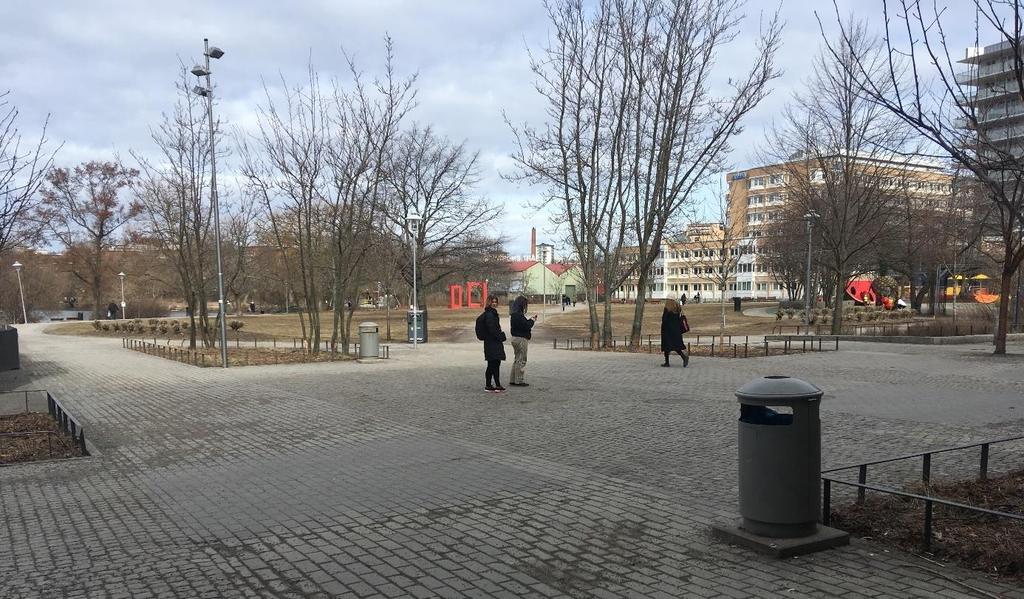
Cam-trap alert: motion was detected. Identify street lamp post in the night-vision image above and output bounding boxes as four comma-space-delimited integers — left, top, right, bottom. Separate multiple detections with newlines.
12, 261, 27, 325
803, 212, 817, 324
407, 211, 421, 348
117, 271, 126, 319
192, 39, 229, 368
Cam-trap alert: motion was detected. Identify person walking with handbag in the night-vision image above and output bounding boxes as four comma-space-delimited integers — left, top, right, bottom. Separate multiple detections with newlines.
509, 296, 536, 386
477, 294, 508, 393
660, 298, 689, 367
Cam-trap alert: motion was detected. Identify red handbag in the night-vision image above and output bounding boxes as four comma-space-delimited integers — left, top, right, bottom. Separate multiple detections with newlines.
680, 314, 690, 334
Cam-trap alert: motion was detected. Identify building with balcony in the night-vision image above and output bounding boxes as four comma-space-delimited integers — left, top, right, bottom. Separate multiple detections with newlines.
958, 40, 1024, 149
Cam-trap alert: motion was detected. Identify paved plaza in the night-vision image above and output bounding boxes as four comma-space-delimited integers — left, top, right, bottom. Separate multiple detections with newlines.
2, 325, 1023, 598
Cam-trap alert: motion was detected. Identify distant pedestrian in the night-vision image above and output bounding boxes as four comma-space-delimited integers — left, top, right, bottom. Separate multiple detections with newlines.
509, 296, 536, 387
660, 298, 689, 367
680, 293, 687, 306
480, 295, 507, 393
107, 302, 118, 320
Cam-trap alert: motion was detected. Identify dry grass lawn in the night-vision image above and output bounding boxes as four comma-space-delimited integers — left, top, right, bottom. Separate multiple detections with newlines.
45, 301, 782, 343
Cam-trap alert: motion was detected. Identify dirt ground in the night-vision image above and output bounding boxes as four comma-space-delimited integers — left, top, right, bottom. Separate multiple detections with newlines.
45, 301, 784, 344
0, 413, 85, 465
831, 470, 1024, 580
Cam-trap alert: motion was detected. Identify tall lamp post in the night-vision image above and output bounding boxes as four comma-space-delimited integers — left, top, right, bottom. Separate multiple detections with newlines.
12, 261, 27, 325
191, 39, 229, 368
803, 212, 817, 324
117, 272, 126, 319
407, 211, 421, 349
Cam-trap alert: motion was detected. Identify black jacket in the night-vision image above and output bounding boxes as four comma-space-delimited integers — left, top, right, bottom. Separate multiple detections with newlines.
510, 312, 535, 339
482, 306, 506, 361
661, 309, 684, 352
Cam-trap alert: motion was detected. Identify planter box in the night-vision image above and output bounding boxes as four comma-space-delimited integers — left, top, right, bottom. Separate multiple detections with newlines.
0, 327, 20, 371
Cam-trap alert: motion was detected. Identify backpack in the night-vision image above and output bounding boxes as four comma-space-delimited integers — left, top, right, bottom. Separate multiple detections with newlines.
475, 311, 488, 340
680, 314, 690, 334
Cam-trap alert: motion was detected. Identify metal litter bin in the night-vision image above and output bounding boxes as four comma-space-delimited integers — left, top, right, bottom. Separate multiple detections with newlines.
407, 309, 427, 343
733, 297, 742, 312
358, 322, 379, 359
736, 376, 823, 538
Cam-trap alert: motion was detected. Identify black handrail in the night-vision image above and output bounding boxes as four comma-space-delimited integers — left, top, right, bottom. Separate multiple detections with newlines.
821, 434, 1024, 551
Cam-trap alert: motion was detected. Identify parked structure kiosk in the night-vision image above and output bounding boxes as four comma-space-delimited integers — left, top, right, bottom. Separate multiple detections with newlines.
711, 376, 849, 557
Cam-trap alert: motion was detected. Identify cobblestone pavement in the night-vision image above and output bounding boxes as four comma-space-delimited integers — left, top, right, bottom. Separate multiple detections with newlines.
1, 324, 1023, 598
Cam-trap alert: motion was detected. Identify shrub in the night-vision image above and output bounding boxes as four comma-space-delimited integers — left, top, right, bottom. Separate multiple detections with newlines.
101, 324, 110, 331
785, 309, 796, 319
148, 319, 159, 326
158, 324, 169, 335
172, 322, 181, 335
775, 310, 784, 321
112, 322, 121, 332
92, 320, 102, 330
229, 320, 245, 332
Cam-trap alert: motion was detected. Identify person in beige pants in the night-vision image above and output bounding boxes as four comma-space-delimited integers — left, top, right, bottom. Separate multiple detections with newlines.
508, 295, 536, 386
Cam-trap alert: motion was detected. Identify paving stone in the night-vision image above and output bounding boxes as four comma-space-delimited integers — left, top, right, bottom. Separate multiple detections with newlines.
1, 327, 1023, 598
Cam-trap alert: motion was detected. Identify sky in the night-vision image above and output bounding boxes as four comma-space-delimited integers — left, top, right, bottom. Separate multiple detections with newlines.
1, 0, 984, 258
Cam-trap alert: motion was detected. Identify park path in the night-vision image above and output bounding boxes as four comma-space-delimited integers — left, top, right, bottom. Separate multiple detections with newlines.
0, 324, 1022, 598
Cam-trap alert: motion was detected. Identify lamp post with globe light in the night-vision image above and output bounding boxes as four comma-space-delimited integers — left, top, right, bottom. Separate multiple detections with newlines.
13, 261, 27, 325
117, 272, 127, 319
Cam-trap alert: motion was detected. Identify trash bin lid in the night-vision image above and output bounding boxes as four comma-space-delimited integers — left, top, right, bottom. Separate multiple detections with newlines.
735, 375, 822, 405
359, 322, 378, 330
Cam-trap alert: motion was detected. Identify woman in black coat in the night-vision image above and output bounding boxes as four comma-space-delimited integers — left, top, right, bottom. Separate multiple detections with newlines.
660, 298, 689, 367
482, 295, 507, 392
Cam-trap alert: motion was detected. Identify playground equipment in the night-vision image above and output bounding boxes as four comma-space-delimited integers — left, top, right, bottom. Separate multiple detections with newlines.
448, 281, 489, 309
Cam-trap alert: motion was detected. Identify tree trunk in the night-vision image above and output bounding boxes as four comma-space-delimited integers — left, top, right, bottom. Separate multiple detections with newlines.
830, 272, 845, 335
629, 270, 649, 347
588, 286, 600, 349
719, 288, 726, 343
994, 266, 1014, 355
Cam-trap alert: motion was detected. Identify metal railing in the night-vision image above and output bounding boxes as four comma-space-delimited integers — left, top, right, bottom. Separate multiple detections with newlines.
0, 389, 89, 462
821, 435, 1024, 551
551, 335, 839, 357
123, 337, 389, 366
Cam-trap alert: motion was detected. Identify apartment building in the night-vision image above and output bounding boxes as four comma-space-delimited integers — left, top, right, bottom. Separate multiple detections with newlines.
613, 222, 752, 302
726, 156, 954, 300
958, 40, 1024, 149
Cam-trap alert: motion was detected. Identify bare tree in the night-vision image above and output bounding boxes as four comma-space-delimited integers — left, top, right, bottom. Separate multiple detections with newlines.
688, 218, 747, 342
759, 217, 809, 301
509, 0, 636, 348
0, 91, 59, 259
38, 161, 141, 316
134, 68, 220, 348
766, 22, 909, 333
824, 0, 1024, 353
618, 0, 783, 347
510, 0, 781, 348
384, 125, 501, 308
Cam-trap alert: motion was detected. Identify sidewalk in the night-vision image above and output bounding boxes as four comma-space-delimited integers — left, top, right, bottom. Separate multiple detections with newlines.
1, 324, 1021, 598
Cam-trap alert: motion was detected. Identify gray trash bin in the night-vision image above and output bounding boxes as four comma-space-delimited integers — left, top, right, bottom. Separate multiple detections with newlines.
736, 375, 823, 538
0, 327, 20, 371
358, 322, 379, 359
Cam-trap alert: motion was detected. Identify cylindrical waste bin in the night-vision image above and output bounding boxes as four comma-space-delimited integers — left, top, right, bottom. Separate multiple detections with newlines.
736, 375, 823, 538
358, 322, 379, 359
407, 309, 427, 343
733, 297, 742, 312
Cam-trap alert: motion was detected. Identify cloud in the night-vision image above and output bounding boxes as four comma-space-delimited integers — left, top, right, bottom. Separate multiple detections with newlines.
0, 0, 986, 257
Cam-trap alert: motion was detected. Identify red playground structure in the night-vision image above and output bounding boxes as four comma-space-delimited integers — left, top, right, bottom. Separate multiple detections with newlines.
449, 281, 488, 309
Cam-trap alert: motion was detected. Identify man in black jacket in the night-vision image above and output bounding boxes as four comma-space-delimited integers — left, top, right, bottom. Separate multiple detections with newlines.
509, 296, 536, 386
482, 295, 507, 393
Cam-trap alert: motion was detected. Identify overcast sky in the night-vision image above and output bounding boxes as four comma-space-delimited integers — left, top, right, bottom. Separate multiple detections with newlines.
1, 0, 984, 257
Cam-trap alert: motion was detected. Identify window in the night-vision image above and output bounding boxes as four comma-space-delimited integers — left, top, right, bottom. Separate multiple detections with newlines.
769, 174, 783, 185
